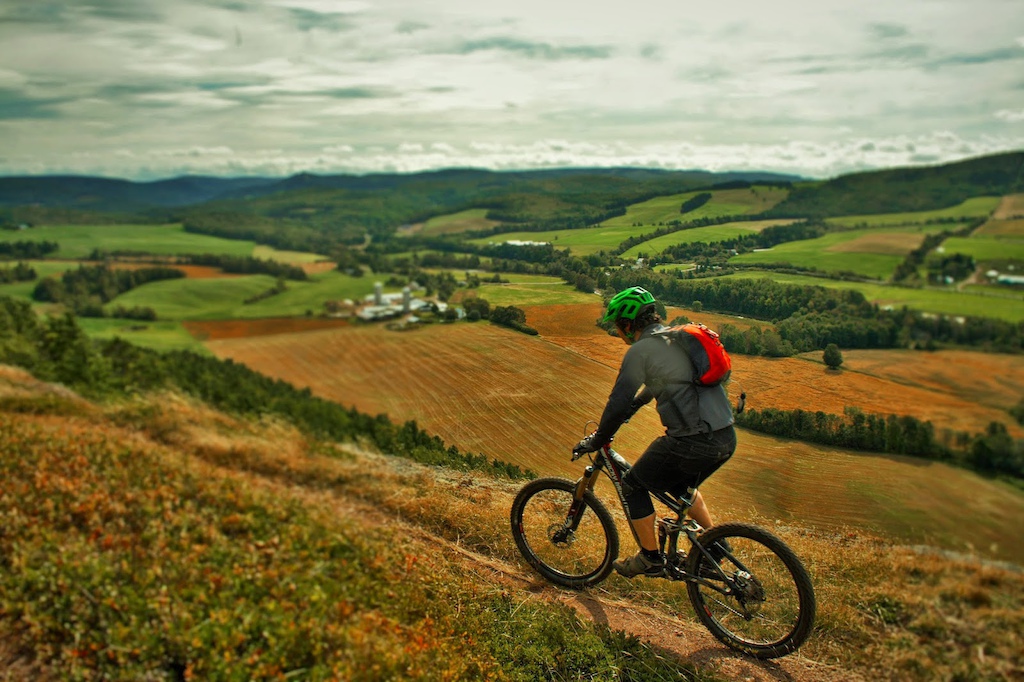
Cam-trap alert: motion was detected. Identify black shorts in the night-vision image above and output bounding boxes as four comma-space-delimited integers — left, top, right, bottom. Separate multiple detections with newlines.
629, 425, 736, 498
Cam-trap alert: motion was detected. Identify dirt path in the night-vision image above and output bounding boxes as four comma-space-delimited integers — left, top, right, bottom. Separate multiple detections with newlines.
190, 444, 860, 682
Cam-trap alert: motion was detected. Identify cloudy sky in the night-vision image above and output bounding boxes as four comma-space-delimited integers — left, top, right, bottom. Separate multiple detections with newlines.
1, 0, 1023, 180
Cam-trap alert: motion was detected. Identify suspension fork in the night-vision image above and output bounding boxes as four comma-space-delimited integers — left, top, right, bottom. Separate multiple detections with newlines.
564, 461, 602, 531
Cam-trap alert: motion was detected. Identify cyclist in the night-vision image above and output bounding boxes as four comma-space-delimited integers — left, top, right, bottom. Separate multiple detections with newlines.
573, 286, 736, 578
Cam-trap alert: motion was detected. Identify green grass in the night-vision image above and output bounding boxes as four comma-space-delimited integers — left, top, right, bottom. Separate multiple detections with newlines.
940, 236, 1024, 262
251, 245, 328, 263
0, 260, 83, 301
473, 275, 599, 307
5, 224, 255, 259
730, 225, 954, 279
722, 271, 1024, 322
76, 318, 208, 353
600, 186, 788, 228
469, 226, 635, 256
621, 220, 792, 259
416, 209, 500, 236
3, 224, 325, 261
468, 187, 789, 257
107, 270, 380, 321
825, 197, 1001, 228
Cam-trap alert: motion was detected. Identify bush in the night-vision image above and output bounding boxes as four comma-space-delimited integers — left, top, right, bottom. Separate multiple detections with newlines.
824, 343, 844, 369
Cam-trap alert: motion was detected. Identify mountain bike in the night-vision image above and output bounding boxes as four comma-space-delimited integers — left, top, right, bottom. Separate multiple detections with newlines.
509, 435, 816, 659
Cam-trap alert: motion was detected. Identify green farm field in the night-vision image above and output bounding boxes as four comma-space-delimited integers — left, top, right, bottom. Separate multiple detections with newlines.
0, 260, 81, 301
723, 271, 1024, 322
76, 317, 209, 353
108, 269, 381, 321
941, 235, 1024, 262
599, 186, 788, 228
412, 208, 500, 236
621, 219, 794, 259
468, 186, 789, 256
470, 224, 635, 256
825, 196, 1001, 227
456, 273, 598, 307
2, 223, 325, 261
730, 224, 955, 279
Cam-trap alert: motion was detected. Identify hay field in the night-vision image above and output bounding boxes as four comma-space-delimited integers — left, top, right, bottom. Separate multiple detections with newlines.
825, 197, 1001, 228
732, 354, 1024, 439
184, 317, 350, 340
412, 208, 500, 236
993, 193, 1024, 219
599, 186, 789, 228
521, 304, 1022, 438
975, 218, 1024, 238
205, 322, 630, 472
620, 220, 794, 260
202, 313, 1024, 564
730, 224, 953, 279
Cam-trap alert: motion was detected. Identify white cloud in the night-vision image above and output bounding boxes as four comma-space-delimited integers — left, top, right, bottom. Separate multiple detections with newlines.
995, 109, 1024, 123
268, 0, 370, 13
0, 0, 1021, 180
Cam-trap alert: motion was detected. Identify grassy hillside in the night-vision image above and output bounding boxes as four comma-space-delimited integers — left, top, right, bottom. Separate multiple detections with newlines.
621, 219, 794, 260
1, 367, 1020, 681
730, 224, 955, 280
767, 152, 1024, 218
825, 197, 1002, 228
2, 223, 322, 261
0, 369, 708, 681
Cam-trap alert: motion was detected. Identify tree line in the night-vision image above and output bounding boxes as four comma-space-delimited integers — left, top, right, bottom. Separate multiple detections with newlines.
680, 192, 712, 214
0, 262, 36, 284
0, 295, 535, 480
735, 406, 1023, 480
607, 271, 1023, 353
31, 264, 184, 319
88, 250, 310, 281
0, 239, 58, 259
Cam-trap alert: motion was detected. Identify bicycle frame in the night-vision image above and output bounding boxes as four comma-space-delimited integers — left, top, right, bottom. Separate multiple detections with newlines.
570, 443, 744, 592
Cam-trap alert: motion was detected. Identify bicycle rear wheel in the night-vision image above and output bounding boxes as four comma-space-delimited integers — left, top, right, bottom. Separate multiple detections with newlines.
686, 522, 816, 659
510, 477, 619, 589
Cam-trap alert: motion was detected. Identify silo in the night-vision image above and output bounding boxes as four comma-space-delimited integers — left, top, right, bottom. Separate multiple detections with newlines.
374, 282, 383, 305
402, 287, 411, 313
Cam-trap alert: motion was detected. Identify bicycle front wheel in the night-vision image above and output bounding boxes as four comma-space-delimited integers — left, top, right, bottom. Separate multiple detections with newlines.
686, 522, 816, 659
510, 477, 619, 589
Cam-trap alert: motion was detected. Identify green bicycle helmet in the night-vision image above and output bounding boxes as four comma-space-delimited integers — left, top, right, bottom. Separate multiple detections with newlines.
603, 286, 656, 324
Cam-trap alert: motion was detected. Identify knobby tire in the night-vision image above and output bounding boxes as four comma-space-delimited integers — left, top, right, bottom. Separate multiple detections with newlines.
510, 477, 619, 589
686, 522, 816, 659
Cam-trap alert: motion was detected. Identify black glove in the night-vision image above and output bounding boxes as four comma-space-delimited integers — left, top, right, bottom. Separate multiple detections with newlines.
572, 433, 603, 460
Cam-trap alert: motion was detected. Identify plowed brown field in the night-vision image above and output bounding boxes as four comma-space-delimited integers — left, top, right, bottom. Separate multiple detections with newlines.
733, 353, 1024, 439
184, 317, 350, 340
203, 310, 1024, 563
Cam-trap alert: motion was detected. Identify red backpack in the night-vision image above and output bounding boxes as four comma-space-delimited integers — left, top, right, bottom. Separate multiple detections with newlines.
653, 322, 732, 386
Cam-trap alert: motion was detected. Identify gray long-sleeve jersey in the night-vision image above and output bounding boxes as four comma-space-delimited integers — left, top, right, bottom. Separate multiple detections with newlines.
592, 322, 734, 445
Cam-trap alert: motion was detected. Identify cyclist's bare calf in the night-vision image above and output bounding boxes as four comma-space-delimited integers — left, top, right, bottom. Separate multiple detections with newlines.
630, 490, 714, 552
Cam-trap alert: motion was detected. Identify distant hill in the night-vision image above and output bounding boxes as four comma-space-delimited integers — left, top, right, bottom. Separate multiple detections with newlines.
766, 150, 1024, 218
0, 175, 278, 211
3, 151, 1022, 244
0, 167, 799, 212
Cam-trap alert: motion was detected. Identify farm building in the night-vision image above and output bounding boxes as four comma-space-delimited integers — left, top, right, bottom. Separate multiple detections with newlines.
357, 283, 442, 321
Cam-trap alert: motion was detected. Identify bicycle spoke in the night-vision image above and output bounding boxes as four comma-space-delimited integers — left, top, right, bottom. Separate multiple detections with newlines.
687, 526, 814, 657
511, 478, 618, 588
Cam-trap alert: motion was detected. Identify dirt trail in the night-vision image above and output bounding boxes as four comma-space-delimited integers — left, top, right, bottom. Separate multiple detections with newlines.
192, 444, 859, 682
439, 537, 861, 682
